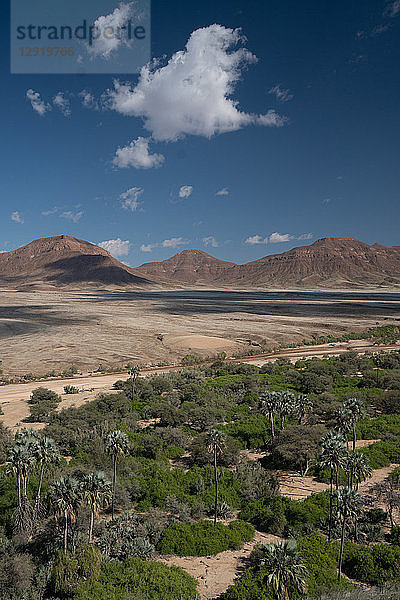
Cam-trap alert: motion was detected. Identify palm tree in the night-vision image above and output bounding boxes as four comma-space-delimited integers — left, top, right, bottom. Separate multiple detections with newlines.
278, 391, 296, 430
318, 431, 347, 541
128, 366, 140, 411
260, 392, 281, 438
295, 394, 313, 425
82, 471, 112, 542
336, 487, 362, 580
206, 429, 226, 527
334, 408, 353, 449
258, 539, 307, 600
49, 476, 80, 553
105, 430, 129, 519
346, 451, 372, 490
6, 443, 35, 532
33, 436, 59, 517
344, 398, 365, 451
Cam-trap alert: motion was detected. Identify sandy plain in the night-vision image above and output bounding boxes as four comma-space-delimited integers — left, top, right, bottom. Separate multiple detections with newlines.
1, 288, 400, 377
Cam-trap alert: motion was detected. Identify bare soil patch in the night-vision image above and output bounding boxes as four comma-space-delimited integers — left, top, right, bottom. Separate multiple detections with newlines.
159, 530, 281, 600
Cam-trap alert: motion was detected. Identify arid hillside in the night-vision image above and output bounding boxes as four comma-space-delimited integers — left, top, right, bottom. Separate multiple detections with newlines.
0, 235, 151, 289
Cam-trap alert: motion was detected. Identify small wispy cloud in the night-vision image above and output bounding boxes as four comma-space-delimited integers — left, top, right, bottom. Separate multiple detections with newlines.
42, 207, 59, 216
53, 92, 71, 117
79, 90, 100, 110
120, 187, 144, 211
216, 187, 229, 196
268, 84, 293, 102
140, 243, 156, 252
178, 185, 193, 199
98, 238, 130, 258
60, 210, 83, 223
140, 236, 189, 252
203, 236, 219, 248
26, 89, 52, 116
245, 232, 313, 245
11, 211, 24, 224
113, 137, 165, 169
162, 237, 189, 248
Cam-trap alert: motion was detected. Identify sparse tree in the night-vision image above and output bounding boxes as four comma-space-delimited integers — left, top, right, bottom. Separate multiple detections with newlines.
105, 430, 129, 519
344, 398, 365, 451
33, 435, 59, 518
206, 429, 226, 527
128, 367, 140, 411
49, 476, 80, 553
336, 487, 363, 580
318, 431, 347, 541
82, 471, 112, 542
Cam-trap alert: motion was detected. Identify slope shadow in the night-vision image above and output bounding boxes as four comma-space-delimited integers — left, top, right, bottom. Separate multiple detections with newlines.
43, 255, 152, 285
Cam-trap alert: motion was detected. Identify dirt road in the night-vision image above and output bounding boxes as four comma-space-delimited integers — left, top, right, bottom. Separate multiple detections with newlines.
1, 339, 399, 430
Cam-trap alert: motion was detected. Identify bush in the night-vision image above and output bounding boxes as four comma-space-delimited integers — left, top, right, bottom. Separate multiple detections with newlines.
63, 385, 79, 394
157, 520, 254, 556
74, 557, 198, 600
27, 387, 61, 422
343, 542, 400, 585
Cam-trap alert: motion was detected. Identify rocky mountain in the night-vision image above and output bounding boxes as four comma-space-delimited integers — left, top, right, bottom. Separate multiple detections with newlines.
132, 249, 237, 285
223, 238, 400, 288
0, 235, 151, 289
1, 236, 399, 290
134, 238, 400, 289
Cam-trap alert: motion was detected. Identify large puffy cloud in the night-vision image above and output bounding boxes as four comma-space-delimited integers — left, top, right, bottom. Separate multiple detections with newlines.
98, 238, 130, 257
113, 137, 165, 169
107, 25, 286, 142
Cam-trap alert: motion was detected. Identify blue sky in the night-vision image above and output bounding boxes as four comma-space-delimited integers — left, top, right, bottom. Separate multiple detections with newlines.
1, 0, 400, 266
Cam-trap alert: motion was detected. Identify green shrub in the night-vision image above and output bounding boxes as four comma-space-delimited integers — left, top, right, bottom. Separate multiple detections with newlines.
75, 557, 198, 600
343, 542, 400, 585
157, 520, 254, 556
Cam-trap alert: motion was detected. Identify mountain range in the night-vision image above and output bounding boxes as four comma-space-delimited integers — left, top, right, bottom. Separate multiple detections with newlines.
0, 235, 399, 290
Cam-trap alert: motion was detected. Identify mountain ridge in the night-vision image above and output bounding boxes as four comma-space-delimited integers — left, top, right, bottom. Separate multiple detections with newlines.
1, 235, 399, 289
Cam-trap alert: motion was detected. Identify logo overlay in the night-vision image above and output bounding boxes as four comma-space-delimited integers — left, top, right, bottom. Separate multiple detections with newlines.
11, 0, 151, 74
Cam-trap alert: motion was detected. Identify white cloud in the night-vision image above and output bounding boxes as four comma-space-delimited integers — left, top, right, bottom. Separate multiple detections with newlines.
297, 233, 313, 241
80, 90, 99, 110
11, 211, 24, 224
98, 238, 130, 258
216, 187, 229, 196
87, 2, 134, 59
245, 232, 313, 245
60, 210, 83, 223
161, 237, 189, 248
268, 232, 293, 243
26, 89, 52, 116
107, 24, 286, 142
140, 243, 156, 252
245, 235, 266, 245
178, 185, 193, 199
53, 92, 71, 117
42, 207, 59, 216
120, 187, 143, 211
268, 84, 293, 102
113, 137, 165, 169
203, 236, 219, 248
